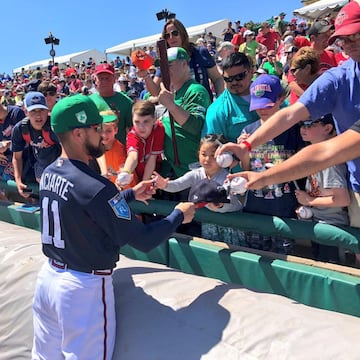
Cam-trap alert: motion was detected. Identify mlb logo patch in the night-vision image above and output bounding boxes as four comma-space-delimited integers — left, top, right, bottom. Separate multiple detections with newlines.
108, 193, 131, 220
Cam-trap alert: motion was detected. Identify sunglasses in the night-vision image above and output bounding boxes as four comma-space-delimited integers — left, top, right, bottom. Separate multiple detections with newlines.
46, 91, 57, 96
71, 124, 103, 133
316, 19, 331, 26
164, 30, 180, 40
290, 67, 302, 75
88, 124, 103, 133
223, 70, 248, 83
299, 120, 322, 128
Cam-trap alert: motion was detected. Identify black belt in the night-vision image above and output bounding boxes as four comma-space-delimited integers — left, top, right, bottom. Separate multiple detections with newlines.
49, 259, 113, 276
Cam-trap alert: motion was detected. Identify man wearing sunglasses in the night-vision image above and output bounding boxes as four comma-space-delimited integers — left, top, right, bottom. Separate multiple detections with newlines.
218, 1, 360, 266
38, 81, 58, 112
307, 18, 337, 73
202, 52, 259, 144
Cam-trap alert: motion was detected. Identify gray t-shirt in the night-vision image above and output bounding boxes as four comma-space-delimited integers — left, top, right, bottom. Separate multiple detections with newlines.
165, 167, 242, 213
306, 164, 349, 226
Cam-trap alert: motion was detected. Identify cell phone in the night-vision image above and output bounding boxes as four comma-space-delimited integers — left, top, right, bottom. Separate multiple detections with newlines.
23, 188, 33, 193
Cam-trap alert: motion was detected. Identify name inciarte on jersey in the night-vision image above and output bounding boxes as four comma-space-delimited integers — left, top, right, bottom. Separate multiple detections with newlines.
40, 172, 74, 201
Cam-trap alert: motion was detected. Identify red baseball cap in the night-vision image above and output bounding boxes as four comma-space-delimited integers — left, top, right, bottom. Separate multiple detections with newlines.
328, 1, 360, 44
94, 63, 115, 75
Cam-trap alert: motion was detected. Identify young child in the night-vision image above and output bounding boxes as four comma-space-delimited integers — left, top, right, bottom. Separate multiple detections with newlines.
154, 134, 243, 244
11, 92, 61, 198
295, 114, 350, 263
239, 74, 305, 254
100, 109, 138, 189
120, 100, 164, 182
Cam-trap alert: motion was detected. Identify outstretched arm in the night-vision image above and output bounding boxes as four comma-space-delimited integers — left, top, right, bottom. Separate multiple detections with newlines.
227, 129, 360, 190
215, 102, 310, 162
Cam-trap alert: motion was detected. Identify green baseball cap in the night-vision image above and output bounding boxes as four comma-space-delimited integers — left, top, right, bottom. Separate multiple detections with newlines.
167, 47, 189, 63
51, 94, 103, 134
100, 109, 118, 123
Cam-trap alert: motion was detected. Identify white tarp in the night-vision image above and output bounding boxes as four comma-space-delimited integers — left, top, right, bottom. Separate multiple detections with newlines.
12, 49, 106, 74
1, 221, 360, 360
106, 19, 229, 56
293, 0, 349, 20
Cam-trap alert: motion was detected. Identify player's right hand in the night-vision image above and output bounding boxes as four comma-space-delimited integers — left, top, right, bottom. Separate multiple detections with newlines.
175, 202, 196, 224
132, 179, 156, 205
151, 171, 168, 190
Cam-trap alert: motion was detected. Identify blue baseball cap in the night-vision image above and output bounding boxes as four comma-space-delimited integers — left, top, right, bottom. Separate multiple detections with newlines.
24, 91, 48, 112
250, 75, 283, 111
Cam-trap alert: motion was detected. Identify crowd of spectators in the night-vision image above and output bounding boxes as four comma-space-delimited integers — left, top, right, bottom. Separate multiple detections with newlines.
0, 5, 359, 266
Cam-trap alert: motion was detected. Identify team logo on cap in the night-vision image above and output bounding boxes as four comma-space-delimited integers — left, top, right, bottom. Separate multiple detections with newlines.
252, 84, 272, 97
30, 95, 43, 105
75, 110, 87, 124
335, 9, 347, 26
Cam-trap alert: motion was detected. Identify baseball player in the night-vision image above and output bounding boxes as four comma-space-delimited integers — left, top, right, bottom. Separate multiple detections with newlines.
32, 94, 195, 360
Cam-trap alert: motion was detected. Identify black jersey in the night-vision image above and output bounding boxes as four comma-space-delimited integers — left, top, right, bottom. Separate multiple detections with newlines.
39, 158, 183, 272
11, 118, 61, 178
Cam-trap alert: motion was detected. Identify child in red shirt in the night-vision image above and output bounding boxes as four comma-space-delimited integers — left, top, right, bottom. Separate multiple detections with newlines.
120, 100, 164, 183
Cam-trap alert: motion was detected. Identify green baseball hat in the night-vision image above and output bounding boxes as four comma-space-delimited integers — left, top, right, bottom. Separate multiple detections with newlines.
100, 109, 118, 123
167, 47, 189, 63
51, 94, 103, 134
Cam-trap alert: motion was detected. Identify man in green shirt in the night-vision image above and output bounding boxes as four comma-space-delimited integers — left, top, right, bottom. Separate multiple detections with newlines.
90, 64, 133, 146
158, 47, 211, 178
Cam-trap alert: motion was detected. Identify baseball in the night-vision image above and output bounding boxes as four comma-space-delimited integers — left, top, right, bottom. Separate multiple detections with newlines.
296, 206, 313, 219
216, 152, 233, 168
230, 177, 247, 194
116, 172, 133, 186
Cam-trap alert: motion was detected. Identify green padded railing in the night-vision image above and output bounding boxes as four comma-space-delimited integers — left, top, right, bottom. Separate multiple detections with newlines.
1, 179, 359, 252
130, 199, 360, 253
0, 180, 358, 317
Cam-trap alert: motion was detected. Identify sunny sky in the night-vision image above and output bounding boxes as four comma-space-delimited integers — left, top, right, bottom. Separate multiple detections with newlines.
1, 0, 304, 75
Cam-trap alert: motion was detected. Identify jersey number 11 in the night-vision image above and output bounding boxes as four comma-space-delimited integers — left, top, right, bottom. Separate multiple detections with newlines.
41, 197, 65, 249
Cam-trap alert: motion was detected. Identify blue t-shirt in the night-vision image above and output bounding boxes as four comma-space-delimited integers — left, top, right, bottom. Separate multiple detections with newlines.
299, 58, 360, 192
0, 105, 25, 140
202, 88, 259, 143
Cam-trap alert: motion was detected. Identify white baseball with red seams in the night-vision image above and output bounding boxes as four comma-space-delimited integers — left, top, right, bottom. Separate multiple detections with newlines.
297, 206, 313, 219
116, 172, 133, 186
230, 177, 247, 194
216, 152, 233, 168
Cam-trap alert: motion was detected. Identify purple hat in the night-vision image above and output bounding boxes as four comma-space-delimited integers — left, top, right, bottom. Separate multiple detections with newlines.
250, 75, 283, 111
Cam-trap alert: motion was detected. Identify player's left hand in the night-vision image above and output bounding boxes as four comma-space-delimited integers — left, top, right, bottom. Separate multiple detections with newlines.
133, 179, 156, 205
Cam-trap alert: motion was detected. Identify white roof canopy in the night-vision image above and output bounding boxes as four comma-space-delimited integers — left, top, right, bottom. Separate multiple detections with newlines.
106, 19, 229, 56
293, 0, 349, 20
13, 49, 106, 74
